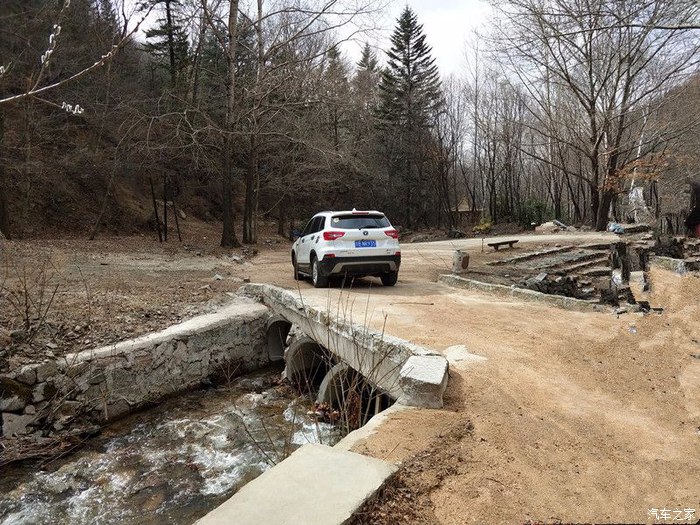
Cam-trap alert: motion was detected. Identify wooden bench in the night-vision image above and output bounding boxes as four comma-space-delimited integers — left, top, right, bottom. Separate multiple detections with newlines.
487, 239, 519, 251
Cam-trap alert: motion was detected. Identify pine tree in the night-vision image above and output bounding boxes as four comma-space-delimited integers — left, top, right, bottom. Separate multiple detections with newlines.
349, 43, 381, 162
142, 0, 190, 92
378, 7, 442, 130
376, 7, 442, 228
323, 47, 350, 150
353, 43, 380, 112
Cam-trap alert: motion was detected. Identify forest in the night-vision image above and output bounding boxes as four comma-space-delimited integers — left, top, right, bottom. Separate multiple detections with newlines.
1, 0, 699, 246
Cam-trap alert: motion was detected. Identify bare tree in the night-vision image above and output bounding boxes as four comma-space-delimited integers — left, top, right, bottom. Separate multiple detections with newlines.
492, 0, 700, 229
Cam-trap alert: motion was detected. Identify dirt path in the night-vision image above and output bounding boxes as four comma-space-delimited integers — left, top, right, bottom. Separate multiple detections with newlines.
249, 232, 700, 524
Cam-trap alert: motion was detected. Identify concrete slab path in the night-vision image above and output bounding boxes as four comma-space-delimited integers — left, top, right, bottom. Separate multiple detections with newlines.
194, 444, 397, 525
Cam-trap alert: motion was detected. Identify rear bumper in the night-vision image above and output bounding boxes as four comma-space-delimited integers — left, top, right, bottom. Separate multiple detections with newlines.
318, 254, 401, 277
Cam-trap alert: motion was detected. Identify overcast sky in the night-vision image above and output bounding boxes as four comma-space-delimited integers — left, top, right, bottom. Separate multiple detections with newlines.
344, 0, 490, 76
381, 0, 491, 76
128, 0, 492, 77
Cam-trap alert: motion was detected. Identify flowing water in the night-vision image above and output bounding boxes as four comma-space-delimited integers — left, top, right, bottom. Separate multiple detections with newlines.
0, 368, 341, 525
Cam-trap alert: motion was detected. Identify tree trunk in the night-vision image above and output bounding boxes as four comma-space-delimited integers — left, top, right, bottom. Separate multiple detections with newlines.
0, 185, 9, 240
242, 0, 264, 245
590, 183, 600, 229
221, 135, 239, 248
277, 197, 287, 236
220, 0, 241, 248
596, 189, 615, 231
0, 107, 11, 239
243, 136, 257, 244
165, 0, 177, 90
0, 108, 12, 239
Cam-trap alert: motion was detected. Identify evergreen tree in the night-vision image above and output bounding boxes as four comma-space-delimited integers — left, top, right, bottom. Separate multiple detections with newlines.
378, 7, 442, 130
323, 47, 350, 150
376, 7, 442, 228
349, 43, 381, 166
142, 0, 190, 92
353, 43, 380, 112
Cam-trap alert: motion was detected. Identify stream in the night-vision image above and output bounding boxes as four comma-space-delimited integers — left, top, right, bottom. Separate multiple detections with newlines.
0, 367, 341, 525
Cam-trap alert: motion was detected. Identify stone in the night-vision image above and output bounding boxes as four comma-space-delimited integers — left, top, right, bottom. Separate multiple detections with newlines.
58, 401, 81, 417
35, 361, 59, 383
32, 382, 58, 404
397, 355, 449, 409
213, 274, 224, 281
525, 273, 548, 291
15, 365, 37, 385
24, 404, 36, 415
2, 412, 36, 436
0, 394, 27, 412
89, 370, 106, 385
173, 341, 188, 362
194, 444, 397, 525
451, 250, 470, 275
10, 330, 27, 342
0, 329, 11, 348
106, 399, 131, 420
535, 221, 560, 233
0, 377, 32, 412
64, 361, 90, 378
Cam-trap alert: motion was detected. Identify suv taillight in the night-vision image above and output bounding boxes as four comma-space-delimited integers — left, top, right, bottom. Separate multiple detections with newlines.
384, 229, 399, 239
323, 231, 345, 241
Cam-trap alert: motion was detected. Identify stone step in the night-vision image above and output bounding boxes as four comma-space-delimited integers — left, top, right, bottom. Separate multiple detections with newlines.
556, 255, 609, 274
536, 250, 607, 272
578, 242, 612, 251
486, 245, 574, 266
577, 266, 610, 278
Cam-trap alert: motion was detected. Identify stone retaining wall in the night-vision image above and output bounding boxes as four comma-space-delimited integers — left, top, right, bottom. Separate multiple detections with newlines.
650, 255, 700, 274
438, 274, 610, 313
0, 298, 270, 437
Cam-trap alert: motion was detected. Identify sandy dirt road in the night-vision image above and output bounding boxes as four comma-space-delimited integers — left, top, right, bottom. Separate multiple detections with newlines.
249, 232, 700, 524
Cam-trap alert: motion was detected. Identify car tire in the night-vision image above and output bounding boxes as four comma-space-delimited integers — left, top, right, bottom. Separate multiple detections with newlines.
311, 257, 329, 288
292, 255, 301, 281
381, 271, 398, 287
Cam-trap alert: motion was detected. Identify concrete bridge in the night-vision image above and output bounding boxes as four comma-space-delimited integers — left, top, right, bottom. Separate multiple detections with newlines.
243, 283, 449, 410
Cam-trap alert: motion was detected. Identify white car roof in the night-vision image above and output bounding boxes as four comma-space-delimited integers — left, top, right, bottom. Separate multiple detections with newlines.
316, 210, 385, 216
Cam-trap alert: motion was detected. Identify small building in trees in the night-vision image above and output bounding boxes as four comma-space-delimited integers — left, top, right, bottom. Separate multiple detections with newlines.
452, 198, 483, 228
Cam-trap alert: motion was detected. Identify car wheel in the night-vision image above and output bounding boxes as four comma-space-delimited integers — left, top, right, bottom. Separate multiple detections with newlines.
292, 255, 301, 281
381, 271, 398, 287
311, 257, 329, 288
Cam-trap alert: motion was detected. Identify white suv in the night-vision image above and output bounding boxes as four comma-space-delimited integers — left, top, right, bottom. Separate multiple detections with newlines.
291, 210, 401, 288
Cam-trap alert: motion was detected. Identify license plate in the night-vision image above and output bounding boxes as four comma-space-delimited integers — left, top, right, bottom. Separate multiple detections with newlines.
355, 240, 376, 248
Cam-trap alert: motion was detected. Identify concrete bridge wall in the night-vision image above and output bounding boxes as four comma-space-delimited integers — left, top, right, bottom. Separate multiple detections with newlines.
247, 284, 449, 409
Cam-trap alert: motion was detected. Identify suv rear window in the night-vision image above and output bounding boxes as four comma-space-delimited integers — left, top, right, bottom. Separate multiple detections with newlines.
331, 214, 390, 229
